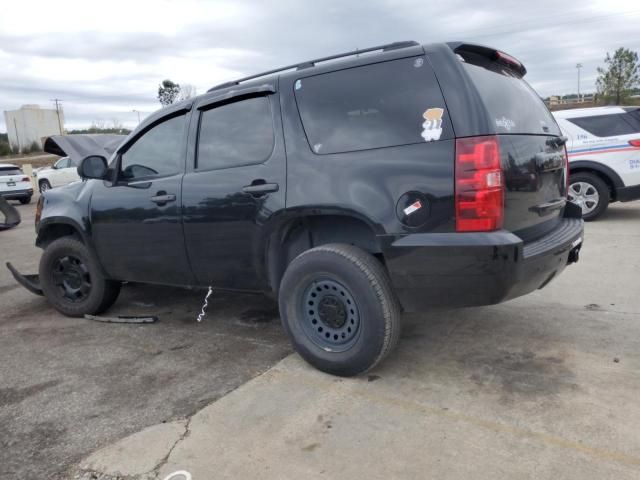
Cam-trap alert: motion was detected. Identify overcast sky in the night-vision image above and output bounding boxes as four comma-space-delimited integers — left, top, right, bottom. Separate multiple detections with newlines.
1, 0, 639, 131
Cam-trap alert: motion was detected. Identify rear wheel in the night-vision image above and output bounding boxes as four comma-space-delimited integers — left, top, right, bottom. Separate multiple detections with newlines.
568, 172, 609, 221
279, 243, 401, 377
39, 180, 51, 193
19, 196, 31, 204
39, 237, 121, 317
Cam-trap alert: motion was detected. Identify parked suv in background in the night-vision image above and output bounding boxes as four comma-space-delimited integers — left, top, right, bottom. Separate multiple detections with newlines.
36, 156, 80, 192
0, 163, 33, 204
22, 41, 583, 376
553, 106, 640, 220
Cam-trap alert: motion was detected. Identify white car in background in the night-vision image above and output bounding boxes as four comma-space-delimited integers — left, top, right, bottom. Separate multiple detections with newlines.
553, 106, 640, 220
36, 156, 81, 193
0, 163, 34, 204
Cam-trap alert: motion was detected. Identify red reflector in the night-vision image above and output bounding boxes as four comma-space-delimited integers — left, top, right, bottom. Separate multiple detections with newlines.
455, 136, 504, 232
629, 139, 640, 147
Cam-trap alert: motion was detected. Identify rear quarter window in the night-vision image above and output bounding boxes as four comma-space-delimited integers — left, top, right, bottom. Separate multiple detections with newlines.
461, 57, 560, 136
294, 56, 453, 155
569, 113, 640, 137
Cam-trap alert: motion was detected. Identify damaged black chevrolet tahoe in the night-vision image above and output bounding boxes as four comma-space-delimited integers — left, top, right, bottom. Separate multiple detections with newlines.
19, 41, 584, 376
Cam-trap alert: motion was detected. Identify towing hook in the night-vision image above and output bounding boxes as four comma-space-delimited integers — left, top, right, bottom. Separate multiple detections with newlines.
568, 246, 580, 265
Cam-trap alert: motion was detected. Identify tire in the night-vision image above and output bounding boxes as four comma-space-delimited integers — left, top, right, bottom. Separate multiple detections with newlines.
279, 243, 401, 377
39, 180, 51, 193
39, 236, 121, 317
568, 172, 609, 221
19, 196, 31, 204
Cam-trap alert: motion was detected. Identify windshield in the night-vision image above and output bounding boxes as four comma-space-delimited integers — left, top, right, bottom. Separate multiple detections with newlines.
462, 57, 560, 136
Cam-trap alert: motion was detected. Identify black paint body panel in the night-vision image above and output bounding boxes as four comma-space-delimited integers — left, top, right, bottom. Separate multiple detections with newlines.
35, 41, 583, 312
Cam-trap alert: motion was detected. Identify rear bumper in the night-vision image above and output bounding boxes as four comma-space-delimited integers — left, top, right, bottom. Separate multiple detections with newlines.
617, 184, 640, 202
0, 188, 33, 200
384, 213, 584, 312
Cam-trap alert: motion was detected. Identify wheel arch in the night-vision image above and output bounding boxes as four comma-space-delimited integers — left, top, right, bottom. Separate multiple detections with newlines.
36, 217, 89, 249
569, 160, 624, 201
265, 210, 384, 294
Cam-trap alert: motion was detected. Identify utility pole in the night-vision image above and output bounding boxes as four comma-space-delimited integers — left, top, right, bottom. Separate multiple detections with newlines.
51, 98, 64, 134
132, 109, 141, 124
576, 63, 583, 101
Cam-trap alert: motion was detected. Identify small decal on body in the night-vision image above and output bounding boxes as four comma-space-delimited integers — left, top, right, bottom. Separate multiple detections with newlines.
495, 116, 516, 131
403, 200, 423, 216
421, 108, 444, 142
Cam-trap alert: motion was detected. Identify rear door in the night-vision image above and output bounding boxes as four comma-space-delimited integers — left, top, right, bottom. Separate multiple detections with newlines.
565, 109, 640, 187
457, 50, 567, 239
182, 90, 286, 290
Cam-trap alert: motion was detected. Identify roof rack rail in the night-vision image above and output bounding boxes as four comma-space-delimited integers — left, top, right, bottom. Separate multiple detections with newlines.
207, 40, 420, 92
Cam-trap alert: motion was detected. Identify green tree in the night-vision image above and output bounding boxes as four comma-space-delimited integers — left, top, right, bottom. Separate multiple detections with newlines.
596, 48, 640, 104
157, 79, 181, 106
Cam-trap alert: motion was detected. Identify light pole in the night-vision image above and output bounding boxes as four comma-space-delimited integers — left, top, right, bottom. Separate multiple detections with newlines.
132, 109, 141, 124
576, 63, 583, 101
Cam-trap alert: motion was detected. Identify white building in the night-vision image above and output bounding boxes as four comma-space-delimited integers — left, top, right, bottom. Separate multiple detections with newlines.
3, 104, 64, 152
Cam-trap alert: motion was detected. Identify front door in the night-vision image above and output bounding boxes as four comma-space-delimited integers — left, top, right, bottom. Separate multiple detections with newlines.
90, 111, 194, 286
182, 93, 286, 290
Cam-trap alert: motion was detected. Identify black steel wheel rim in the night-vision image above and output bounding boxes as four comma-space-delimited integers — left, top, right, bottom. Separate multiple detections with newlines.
300, 278, 361, 352
52, 255, 92, 303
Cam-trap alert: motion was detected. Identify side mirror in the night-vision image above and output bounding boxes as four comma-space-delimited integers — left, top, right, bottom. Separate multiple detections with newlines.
78, 155, 108, 180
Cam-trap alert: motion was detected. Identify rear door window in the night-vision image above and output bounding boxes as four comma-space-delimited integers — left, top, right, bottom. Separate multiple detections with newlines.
294, 56, 452, 155
569, 113, 640, 137
461, 56, 560, 136
196, 96, 274, 170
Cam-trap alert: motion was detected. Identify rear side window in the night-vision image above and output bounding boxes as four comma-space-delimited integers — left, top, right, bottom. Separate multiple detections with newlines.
568, 113, 640, 137
0, 167, 22, 175
197, 96, 274, 170
462, 57, 560, 136
294, 56, 452, 155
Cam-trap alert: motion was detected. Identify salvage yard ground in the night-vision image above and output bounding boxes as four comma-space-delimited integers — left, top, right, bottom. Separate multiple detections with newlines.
1, 196, 640, 479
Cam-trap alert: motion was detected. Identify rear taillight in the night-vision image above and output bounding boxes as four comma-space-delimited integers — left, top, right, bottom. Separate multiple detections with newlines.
629, 139, 640, 147
21, 176, 30, 182
455, 136, 504, 232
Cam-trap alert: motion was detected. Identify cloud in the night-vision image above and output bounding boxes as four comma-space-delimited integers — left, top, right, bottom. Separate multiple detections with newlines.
0, 0, 638, 131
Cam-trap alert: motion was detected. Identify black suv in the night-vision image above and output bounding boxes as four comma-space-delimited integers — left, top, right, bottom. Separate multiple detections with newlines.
26, 41, 584, 376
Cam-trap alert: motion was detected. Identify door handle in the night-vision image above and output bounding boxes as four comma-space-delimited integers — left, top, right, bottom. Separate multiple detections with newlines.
150, 192, 176, 205
242, 182, 279, 195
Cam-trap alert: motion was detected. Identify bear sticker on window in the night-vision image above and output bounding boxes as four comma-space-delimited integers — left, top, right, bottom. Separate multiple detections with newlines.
421, 108, 444, 142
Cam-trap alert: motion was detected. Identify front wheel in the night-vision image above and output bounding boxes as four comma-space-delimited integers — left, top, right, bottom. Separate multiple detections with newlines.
39, 237, 121, 317
39, 180, 51, 193
568, 172, 609, 221
279, 244, 401, 377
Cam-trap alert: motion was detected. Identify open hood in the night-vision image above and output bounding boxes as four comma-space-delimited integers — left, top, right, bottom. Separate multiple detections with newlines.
43, 135, 126, 164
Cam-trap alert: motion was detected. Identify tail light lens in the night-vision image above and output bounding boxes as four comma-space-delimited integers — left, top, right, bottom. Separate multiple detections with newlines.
455, 136, 504, 232
629, 139, 640, 147
21, 176, 30, 182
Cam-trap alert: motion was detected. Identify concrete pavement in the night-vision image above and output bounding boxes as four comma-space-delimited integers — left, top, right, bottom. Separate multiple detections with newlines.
75, 203, 640, 480
0, 197, 292, 480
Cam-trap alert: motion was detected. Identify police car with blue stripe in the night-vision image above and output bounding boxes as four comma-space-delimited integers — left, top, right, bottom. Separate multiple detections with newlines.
553, 106, 640, 220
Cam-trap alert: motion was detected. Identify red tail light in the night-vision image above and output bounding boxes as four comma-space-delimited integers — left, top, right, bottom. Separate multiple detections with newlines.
455, 136, 504, 232
629, 139, 640, 147
21, 176, 30, 182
